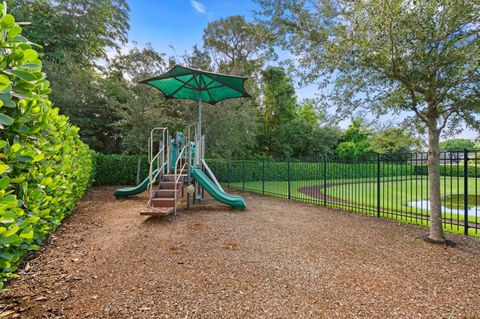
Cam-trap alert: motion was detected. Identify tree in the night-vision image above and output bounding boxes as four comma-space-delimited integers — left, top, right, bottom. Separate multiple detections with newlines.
258, 66, 297, 156
9, 0, 130, 63
371, 128, 422, 155
203, 99, 260, 159
261, 67, 297, 130
256, 0, 480, 242
194, 16, 270, 159
439, 139, 475, 152
335, 119, 372, 159
9, 0, 131, 152
203, 15, 273, 75
107, 45, 184, 155
180, 45, 212, 70
296, 99, 320, 126
46, 57, 123, 153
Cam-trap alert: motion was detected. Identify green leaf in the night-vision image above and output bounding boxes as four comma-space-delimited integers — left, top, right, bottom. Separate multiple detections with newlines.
1, 195, 17, 207
33, 153, 44, 162
11, 35, 27, 43
22, 49, 38, 62
4, 223, 19, 237
0, 177, 10, 189
20, 63, 41, 71
0, 163, 9, 174
7, 25, 21, 39
0, 234, 21, 245
10, 144, 20, 153
1, 14, 15, 28
19, 228, 33, 239
0, 74, 10, 91
10, 176, 25, 183
13, 70, 37, 82
0, 113, 13, 126
42, 177, 53, 185
0, 140, 6, 149
28, 244, 40, 250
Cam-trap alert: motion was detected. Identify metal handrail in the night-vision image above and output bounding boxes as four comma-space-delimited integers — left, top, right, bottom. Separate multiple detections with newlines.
148, 127, 169, 207
186, 123, 198, 185
147, 160, 166, 207
173, 144, 188, 215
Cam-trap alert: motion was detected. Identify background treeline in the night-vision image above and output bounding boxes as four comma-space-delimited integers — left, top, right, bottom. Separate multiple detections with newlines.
9, 0, 478, 161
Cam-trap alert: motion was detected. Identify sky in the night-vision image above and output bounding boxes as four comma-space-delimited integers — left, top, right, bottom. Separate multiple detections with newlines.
124, 0, 477, 142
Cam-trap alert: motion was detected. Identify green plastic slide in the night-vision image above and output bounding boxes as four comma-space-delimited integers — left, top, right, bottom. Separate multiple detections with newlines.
114, 168, 159, 198
191, 167, 246, 210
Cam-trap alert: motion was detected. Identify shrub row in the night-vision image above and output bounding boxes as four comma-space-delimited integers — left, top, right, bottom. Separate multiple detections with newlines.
0, 6, 93, 288
91, 157, 480, 186
414, 164, 480, 178
94, 153, 148, 185
206, 159, 415, 182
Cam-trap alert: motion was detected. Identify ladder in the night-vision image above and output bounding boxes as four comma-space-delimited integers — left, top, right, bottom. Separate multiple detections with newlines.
140, 126, 197, 216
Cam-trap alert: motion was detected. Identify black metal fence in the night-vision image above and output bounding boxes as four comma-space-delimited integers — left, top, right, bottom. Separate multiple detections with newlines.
207, 150, 480, 237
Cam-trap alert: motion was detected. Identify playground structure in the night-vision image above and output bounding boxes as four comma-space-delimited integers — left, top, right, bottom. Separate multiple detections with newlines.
114, 124, 246, 216
114, 65, 249, 215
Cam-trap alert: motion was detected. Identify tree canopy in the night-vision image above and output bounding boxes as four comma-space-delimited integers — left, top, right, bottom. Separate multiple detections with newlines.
8, 0, 129, 63
256, 0, 480, 241
439, 139, 476, 152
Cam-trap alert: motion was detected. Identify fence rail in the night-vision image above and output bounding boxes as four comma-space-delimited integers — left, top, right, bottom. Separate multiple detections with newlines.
207, 150, 480, 237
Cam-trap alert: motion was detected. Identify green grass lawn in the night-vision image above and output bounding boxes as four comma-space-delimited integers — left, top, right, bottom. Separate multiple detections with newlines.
228, 176, 480, 236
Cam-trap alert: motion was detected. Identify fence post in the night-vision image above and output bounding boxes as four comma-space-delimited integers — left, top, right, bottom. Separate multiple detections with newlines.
136, 157, 142, 185
464, 149, 469, 236
323, 157, 327, 206
262, 157, 265, 195
377, 153, 381, 218
242, 160, 246, 191
287, 159, 291, 200
227, 160, 231, 187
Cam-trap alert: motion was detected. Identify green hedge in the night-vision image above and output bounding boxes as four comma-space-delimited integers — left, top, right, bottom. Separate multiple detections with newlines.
94, 153, 148, 185
0, 6, 93, 289
414, 164, 480, 178
207, 159, 415, 182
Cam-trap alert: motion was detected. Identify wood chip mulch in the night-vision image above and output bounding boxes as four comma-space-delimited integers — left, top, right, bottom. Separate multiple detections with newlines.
1, 186, 480, 318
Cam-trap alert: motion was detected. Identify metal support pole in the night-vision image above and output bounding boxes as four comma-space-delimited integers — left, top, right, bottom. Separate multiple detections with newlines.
323, 157, 327, 206
242, 160, 246, 191
262, 158, 265, 195
464, 149, 469, 235
287, 159, 291, 200
377, 154, 381, 218
198, 92, 202, 164
227, 160, 231, 187
136, 158, 141, 185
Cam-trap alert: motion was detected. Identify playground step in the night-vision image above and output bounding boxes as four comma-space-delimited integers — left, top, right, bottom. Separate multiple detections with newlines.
162, 174, 187, 182
140, 207, 173, 216
159, 182, 182, 190
154, 189, 177, 198
151, 197, 176, 207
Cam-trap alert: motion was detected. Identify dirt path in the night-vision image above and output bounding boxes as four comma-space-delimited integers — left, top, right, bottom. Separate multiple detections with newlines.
1, 186, 480, 318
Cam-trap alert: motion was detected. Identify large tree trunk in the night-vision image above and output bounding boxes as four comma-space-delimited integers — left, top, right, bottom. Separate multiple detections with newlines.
427, 119, 445, 242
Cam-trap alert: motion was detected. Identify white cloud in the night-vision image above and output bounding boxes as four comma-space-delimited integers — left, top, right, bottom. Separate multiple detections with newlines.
190, 0, 206, 14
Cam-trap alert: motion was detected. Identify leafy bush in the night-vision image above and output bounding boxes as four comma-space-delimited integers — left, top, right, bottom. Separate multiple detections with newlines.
414, 164, 480, 178
207, 159, 415, 183
0, 4, 93, 288
94, 153, 148, 185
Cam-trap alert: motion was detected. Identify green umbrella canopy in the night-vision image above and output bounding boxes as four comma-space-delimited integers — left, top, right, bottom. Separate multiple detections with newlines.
139, 64, 250, 104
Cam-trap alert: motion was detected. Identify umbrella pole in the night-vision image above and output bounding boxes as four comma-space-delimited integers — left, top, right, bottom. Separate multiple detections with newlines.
198, 93, 202, 146
196, 92, 203, 167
